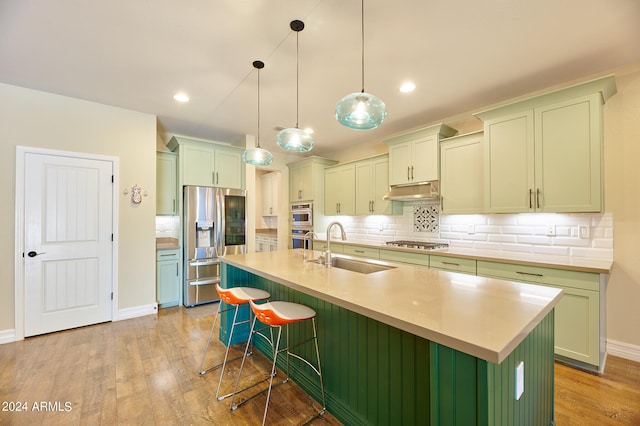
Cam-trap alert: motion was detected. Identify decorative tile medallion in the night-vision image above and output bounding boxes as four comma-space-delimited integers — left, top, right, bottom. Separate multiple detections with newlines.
414, 205, 439, 233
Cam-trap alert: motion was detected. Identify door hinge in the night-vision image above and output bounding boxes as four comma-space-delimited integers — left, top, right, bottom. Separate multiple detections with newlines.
111, 292, 114, 300
111, 234, 114, 242
111, 175, 114, 183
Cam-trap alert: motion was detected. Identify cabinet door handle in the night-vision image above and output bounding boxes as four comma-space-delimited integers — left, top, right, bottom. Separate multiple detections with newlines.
407, 166, 410, 181
411, 166, 414, 181
212, 171, 215, 185
173, 199, 176, 212
176, 263, 179, 276
536, 188, 541, 209
298, 189, 302, 199
442, 261, 460, 266
516, 271, 544, 278
354, 250, 365, 254
529, 189, 533, 209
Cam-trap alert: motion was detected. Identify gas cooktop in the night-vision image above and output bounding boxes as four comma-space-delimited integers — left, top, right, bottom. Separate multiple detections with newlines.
385, 240, 449, 250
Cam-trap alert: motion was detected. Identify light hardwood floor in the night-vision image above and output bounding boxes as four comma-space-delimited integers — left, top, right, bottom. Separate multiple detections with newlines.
0, 304, 639, 425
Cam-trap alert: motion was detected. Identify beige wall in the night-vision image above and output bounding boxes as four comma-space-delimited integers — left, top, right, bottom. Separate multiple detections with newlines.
324, 63, 640, 349
0, 83, 157, 332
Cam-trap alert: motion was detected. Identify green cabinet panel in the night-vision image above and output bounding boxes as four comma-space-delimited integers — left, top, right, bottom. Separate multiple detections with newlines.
475, 75, 615, 214
476, 260, 599, 291
440, 131, 484, 214
168, 136, 244, 189
379, 249, 429, 266
156, 151, 178, 215
430, 311, 554, 426
429, 254, 477, 274
477, 260, 601, 369
156, 249, 180, 307
325, 163, 356, 215
384, 124, 457, 186
288, 156, 337, 203
355, 155, 400, 215
342, 245, 379, 259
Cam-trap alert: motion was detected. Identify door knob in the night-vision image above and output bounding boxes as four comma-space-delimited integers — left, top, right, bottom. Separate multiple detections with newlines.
27, 251, 45, 257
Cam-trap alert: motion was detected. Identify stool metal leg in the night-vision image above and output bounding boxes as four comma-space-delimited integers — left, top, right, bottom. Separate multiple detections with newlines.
198, 301, 223, 374
215, 303, 241, 400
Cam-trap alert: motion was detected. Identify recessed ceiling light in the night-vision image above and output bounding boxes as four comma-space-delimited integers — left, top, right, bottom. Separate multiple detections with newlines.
173, 92, 190, 102
400, 82, 416, 93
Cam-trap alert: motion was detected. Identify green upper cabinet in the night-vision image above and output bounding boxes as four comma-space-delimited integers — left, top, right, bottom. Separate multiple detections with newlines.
384, 123, 457, 186
288, 156, 337, 203
474, 75, 616, 213
156, 151, 178, 215
355, 155, 401, 215
325, 163, 356, 215
439, 132, 483, 214
167, 136, 244, 189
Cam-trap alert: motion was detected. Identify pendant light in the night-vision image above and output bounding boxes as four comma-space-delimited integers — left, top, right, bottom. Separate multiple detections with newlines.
335, 0, 387, 130
242, 60, 274, 166
276, 20, 314, 153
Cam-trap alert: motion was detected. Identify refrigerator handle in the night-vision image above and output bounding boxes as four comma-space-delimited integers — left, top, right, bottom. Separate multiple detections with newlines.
214, 188, 223, 257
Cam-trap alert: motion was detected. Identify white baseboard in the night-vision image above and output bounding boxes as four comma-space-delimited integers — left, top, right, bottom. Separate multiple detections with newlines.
607, 339, 640, 363
0, 329, 16, 345
117, 303, 158, 321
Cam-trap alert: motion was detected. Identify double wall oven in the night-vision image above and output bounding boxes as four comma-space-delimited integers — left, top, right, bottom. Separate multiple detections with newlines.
290, 202, 313, 249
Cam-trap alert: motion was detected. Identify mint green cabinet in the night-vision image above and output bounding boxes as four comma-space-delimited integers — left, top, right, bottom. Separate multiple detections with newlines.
379, 249, 429, 266
384, 123, 457, 186
476, 260, 603, 370
167, 136, 244, 189
475, 75, 616, 213
342, 245, 379, 259
355, 155, 400, 215
439, 132, 483, 214
156, 249, 180, 307
325, 163, 355, 215
288, 156, 337, 202
429, 254, 477, 274
156, 151, 178, 215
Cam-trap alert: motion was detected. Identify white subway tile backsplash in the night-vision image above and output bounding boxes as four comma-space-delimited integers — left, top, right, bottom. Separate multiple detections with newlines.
337, 204, 612, 260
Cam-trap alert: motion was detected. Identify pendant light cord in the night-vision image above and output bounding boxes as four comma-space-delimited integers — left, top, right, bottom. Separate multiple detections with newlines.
256, 67, 261, 148
295, 29, 300, 129
361, 0, 365, 93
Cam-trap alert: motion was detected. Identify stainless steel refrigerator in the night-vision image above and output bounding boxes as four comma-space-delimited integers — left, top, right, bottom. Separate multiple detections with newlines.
183, 186, 246, 306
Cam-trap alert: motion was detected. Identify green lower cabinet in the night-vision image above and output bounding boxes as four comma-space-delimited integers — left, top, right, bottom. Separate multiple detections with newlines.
221, 264, 555, 425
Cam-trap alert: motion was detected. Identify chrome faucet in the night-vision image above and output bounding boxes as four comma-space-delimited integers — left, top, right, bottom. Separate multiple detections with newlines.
325, 221, 347, 267
302, 231, 316, 262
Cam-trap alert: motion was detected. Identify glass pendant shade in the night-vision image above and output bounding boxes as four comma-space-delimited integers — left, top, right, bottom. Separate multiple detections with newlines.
276, 127, 314, 152
335, 91, 387, 130
242, 146, 273, 166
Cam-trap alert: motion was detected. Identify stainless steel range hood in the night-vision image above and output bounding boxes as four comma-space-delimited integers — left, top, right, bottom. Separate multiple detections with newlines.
383, 181, 440, 201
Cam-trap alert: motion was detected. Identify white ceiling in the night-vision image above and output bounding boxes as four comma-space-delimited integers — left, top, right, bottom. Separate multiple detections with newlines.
1, 0, 639, 157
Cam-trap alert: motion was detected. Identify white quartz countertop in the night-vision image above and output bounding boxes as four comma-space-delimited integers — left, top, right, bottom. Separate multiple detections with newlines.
316, 239, 612, 274
221, 249, 562, 364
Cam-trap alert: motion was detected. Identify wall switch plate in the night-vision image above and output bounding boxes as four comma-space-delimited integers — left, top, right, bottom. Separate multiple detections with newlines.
546, 224, 556, 236
515, 361, 525, 400
467, 224, 475, 234
579, 225, 590, 238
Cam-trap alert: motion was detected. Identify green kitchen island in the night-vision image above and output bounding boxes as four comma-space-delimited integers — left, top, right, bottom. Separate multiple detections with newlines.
220, 250, 562, 425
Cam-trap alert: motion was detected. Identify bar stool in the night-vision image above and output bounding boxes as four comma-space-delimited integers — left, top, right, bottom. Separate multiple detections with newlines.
230, 300, 326, 426
199, 284, 270, 401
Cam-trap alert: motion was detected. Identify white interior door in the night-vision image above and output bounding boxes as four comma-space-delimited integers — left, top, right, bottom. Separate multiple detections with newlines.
23, 152, 113, 337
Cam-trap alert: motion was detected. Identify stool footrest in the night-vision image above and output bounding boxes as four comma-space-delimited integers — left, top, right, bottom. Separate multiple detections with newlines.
230, 376, 288, 411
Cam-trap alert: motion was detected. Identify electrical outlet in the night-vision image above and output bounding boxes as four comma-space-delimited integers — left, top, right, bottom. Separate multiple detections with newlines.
515, 361, 524, 400
546, 224, 556, 236
467, 224, 475, 234
579, 225, 590, 239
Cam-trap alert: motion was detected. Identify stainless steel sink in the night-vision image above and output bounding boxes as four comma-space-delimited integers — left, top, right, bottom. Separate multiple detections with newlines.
329, 256, 396, 274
